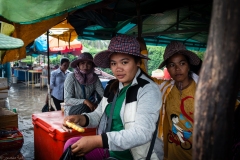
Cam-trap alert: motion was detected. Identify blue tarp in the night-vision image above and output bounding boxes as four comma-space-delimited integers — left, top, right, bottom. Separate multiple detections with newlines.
34, 35, 48, 52
26, 35, 60, 56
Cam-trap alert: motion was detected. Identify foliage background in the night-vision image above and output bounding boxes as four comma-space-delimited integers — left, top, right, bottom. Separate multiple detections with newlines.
21, 40, 205, 75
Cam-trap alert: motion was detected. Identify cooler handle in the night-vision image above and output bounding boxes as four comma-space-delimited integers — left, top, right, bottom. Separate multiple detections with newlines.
34, 121, 56, 139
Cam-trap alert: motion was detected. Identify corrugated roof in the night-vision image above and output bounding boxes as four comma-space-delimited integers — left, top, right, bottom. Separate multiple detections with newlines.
0, 0, 212, 63
71, 0, 212, 50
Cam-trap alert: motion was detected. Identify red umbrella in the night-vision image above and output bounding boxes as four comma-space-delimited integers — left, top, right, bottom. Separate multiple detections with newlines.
48, 36, 83, 55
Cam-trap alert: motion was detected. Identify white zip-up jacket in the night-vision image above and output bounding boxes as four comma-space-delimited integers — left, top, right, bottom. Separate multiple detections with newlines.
84, 69, 162, 159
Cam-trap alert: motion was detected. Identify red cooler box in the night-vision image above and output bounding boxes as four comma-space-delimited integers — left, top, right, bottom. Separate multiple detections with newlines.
32, 111, 96, 160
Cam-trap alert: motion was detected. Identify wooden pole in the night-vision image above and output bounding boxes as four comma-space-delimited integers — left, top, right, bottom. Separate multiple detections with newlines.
193, 0, 240, 159
136, 0, 142, 38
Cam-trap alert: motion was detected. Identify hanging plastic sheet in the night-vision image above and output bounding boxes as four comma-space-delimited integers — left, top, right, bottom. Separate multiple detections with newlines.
0, 0, 102, 24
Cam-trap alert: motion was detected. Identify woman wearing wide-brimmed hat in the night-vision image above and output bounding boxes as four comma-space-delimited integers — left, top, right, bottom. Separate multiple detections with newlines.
138, 38, 202, 160
62, 35, 162, 159
64, 52, 104, 116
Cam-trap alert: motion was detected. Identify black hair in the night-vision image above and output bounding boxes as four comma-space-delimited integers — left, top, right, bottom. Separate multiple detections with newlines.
191, 59, 202, 75
132, 56, 154, 81
170, 114, 178, 120
109, 54, 154, 93
184, 55, 202, 76
60, 57, 70, 65
166, 53, 202, 77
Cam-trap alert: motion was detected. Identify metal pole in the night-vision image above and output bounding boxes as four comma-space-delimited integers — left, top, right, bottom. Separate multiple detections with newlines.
47, 31, 51, 110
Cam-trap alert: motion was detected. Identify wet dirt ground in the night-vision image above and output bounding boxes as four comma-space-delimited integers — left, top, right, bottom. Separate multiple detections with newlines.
8, 82, 53, 160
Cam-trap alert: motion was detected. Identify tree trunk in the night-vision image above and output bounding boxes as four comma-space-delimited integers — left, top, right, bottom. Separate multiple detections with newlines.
193, 0, 240, 159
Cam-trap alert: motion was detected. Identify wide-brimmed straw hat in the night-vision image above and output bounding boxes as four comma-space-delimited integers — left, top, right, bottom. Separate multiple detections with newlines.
0, 33, 24, 50
70, 52, 96, 68
93, 35, 150, 68
158, 41, 201, 69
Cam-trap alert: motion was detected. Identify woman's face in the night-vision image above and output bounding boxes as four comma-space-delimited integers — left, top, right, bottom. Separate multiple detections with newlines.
110, 53, 140, 87
60, 61, 70, 72
78, 60, 93, 73
166, 54, 190, 83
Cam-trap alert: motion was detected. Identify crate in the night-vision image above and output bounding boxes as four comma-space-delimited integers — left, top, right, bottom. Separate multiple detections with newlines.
0, 78, 8, 90
0, 89, 9, 99
32, 111, 96, 160
0, 152, 24, 160
0, 108, 18, 128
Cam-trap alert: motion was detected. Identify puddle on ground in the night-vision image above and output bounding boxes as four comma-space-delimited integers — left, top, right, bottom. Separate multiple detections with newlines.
7, 83, 53, 160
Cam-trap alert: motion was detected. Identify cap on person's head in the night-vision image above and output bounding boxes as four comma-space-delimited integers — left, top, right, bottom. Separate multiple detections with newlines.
158, 41, 201, 69
93, 35, 150, 68
70, 52, 95, 68
0, 33, 24, 50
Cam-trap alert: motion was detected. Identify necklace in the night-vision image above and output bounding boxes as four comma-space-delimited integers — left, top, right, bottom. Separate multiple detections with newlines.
177, 79, 192, 99
178, 82, 183, 100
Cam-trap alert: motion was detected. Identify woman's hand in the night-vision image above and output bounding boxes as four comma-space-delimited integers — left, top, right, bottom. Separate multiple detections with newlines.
71, 135, 103, 156
62, 115, 86, 132
84, 99, 97, 111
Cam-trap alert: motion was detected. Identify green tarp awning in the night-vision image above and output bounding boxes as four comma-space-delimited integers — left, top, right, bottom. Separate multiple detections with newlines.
0, 0, 102, 24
